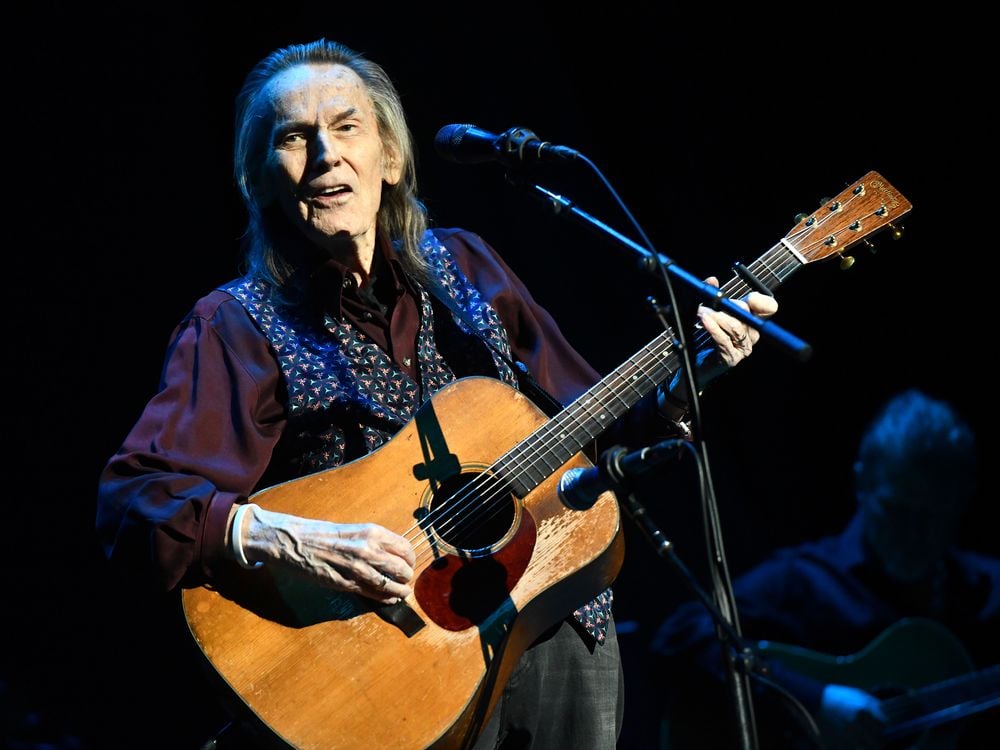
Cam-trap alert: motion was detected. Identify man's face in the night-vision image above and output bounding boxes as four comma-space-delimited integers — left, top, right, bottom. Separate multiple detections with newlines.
259, 63, 400, 253
858, 460, 963, 583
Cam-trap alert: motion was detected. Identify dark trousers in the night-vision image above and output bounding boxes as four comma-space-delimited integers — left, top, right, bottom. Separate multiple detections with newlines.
472, 617, 624, 749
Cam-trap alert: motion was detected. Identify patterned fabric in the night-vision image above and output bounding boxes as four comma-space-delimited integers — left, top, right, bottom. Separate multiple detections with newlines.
420, 239, 517, 385
223, 230, 611, 643
573, 588, 614, 644
221, 234, 515, 474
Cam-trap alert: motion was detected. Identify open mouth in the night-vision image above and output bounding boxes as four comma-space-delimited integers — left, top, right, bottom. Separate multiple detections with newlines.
308, 185, 352, 202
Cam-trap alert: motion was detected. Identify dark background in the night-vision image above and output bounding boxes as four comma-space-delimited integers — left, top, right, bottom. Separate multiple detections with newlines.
8, 3, 994, 748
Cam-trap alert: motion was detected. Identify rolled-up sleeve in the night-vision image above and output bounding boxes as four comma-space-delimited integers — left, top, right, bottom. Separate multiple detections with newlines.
97, 291, 286, 590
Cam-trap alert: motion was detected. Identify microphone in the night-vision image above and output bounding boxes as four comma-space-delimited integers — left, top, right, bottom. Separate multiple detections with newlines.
557, 439, 687, 510
434, 124, 580, 167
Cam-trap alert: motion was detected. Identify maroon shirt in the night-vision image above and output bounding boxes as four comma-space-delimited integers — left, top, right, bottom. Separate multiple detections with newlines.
308, 233, 422, 382
97, 228, 666, 590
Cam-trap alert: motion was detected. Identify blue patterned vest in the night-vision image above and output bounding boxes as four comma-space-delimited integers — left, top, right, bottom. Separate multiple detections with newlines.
222, 231, 612, 642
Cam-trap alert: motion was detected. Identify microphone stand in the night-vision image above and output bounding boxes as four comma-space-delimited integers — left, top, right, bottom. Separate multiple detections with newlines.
606, 446, 825, 750
607, 449, 759, 670
609, 455, 820, 748
520, 178, 813, 750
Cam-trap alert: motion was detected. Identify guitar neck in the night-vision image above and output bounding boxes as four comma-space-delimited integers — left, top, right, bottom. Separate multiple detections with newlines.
493, 170, 911, 497
882, 664, 1000, 740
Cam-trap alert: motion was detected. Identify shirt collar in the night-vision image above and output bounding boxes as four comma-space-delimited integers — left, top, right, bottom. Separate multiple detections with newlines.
305, 234, 415, 319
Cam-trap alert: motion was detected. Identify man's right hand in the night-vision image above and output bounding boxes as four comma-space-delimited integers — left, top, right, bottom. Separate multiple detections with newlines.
235, 504, 416, 604
818, 683, 887, 750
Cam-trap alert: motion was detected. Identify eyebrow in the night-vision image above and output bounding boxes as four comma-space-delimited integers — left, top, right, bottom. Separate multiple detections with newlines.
273, 106, 360, 133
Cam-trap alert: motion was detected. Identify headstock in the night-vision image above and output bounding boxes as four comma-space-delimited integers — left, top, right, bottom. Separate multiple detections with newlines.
784, 171, 912, 268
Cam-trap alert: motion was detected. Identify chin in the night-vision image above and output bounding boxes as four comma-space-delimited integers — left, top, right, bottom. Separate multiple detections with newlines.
305, 225, 354, 247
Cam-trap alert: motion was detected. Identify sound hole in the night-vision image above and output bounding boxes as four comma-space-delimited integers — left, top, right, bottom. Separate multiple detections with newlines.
426, 471, 516, 556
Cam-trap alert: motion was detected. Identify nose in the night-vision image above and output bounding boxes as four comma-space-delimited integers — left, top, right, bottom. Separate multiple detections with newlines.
311, 131, 340, 169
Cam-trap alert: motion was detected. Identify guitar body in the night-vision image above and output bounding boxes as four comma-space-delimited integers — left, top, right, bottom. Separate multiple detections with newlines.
758, 618, 975, 691
182, 377, 624, 750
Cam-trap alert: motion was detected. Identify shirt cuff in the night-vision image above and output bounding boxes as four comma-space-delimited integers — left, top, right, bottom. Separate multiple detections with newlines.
201, 491, 244, 581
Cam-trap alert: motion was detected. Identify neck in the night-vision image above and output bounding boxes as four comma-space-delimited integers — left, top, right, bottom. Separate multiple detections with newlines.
324, 233, 377, 287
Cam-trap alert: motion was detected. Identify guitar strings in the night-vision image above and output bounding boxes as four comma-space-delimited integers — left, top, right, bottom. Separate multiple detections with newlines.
400, 271, 755, 566
408, 338, 680, 560
401, 205, 854, 567
402, 325, 688, 559
397, 190, 870, 566
400, 194, 861, 564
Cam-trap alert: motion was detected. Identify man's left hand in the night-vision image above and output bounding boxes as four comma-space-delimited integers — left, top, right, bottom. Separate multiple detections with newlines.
697, 276, 779, 370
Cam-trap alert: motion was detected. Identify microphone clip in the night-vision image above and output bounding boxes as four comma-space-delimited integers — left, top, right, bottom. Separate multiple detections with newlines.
499, 126, 546, 163
604, 440, 686, 491
498, 125, 579, 166
596, 445, 631, 491
558, 439, 686, 511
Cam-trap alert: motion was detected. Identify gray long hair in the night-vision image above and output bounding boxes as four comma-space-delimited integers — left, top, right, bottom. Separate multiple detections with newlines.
233, 39, 430, 288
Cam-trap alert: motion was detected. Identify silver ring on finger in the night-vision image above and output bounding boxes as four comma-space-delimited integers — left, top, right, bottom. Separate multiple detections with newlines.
377, 573, 390, 590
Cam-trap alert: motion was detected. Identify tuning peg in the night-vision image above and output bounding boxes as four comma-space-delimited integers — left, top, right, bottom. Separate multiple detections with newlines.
819, 197, 832, 206
863, 239, 876, 254
839, 253, 855, 270
794, 212, 809, 224
888, 222, 904, 240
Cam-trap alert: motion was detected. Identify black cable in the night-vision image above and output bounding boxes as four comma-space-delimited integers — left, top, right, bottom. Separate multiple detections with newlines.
746, 671, 826, 749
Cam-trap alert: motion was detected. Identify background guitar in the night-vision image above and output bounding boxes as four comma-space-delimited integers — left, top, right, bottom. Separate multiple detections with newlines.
757, 618, 1000, 750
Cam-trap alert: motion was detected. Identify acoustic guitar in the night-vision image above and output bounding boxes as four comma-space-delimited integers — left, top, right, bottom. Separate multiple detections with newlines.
182, 171, 912, 749
758, 618, 1000, 749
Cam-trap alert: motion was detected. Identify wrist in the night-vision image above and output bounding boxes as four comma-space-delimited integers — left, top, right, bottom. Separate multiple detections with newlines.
230, 503, 264, 570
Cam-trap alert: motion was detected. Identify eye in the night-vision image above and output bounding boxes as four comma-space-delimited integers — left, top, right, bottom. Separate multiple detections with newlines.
277, 131, 306, 147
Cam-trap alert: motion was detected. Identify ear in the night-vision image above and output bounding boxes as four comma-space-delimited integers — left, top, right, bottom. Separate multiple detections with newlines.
382, 143, 403, 186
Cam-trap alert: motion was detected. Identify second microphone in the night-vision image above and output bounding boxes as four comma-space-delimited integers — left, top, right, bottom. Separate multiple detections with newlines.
434, 124, 580, 167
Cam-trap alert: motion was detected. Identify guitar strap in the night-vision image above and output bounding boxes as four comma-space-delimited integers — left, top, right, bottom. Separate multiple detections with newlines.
421, 276, 565, 419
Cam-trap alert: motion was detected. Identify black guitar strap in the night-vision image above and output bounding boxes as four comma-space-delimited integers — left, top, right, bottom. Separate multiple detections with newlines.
422, 277, 565, 419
